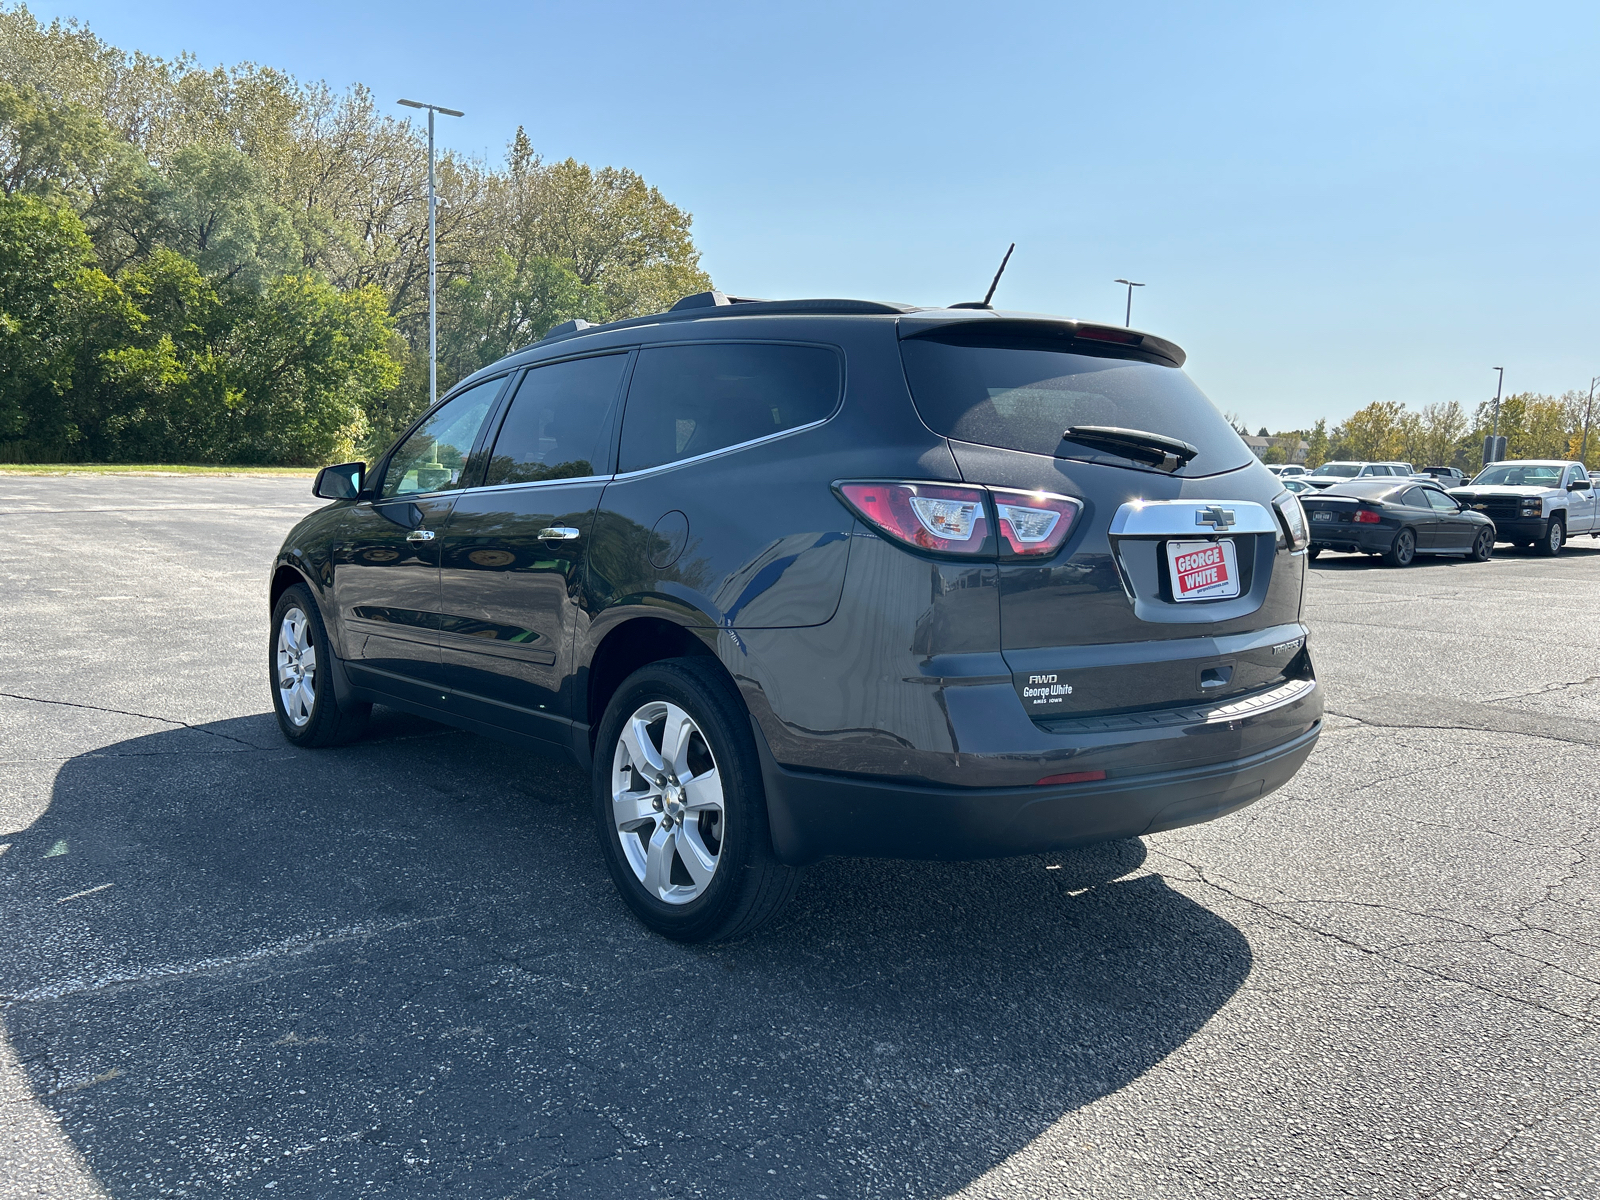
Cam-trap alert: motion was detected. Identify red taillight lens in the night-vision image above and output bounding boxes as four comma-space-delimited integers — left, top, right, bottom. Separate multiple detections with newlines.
837, 482, 991, 554
1353, 508, 1381, 524
1036, 769, 1107, 786
992, 488, 1082, 557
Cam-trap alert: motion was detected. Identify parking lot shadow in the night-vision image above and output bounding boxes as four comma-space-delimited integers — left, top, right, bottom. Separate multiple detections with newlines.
1, 712, 1251, 1198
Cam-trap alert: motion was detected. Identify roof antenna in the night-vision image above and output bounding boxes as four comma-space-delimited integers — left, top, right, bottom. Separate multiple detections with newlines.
951, 243, 1015, 310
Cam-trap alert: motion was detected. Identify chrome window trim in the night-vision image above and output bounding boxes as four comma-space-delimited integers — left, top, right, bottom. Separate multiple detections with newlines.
461, 472, 613, 497
1108, 499, 1278, 538
610, 414, 835, 483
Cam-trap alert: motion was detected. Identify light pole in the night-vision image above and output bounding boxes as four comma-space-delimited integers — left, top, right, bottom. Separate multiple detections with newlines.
1113, 279, 1144, 327
398, 98, 464, 407
1581, 375, 1599, 464
1490, 366, 1504, 444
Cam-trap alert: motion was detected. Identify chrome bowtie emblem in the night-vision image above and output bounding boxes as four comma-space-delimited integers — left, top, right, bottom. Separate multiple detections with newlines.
1195, 505, 1236, 531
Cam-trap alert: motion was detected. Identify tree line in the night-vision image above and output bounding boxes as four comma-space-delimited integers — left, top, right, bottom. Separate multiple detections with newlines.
0, 4, 710, 464
1247, 390, 1600, 474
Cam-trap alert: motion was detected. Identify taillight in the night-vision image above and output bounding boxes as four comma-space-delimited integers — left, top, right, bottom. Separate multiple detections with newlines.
836, 481, 991, 555
992, 488, 1082, 557
1272, 491, 1309, 549
1353, 508, 1381, 524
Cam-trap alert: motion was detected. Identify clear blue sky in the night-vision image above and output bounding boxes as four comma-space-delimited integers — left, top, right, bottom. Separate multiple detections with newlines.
30, 0, 1600, 433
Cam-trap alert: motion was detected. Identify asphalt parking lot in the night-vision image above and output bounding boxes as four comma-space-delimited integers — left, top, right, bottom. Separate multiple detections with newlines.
2, 475, 1597, 1200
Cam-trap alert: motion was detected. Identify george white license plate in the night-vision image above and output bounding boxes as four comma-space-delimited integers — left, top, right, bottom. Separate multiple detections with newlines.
1167, 539, 1240, 601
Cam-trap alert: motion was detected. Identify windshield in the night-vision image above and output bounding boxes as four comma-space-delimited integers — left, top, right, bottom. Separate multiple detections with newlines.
1470, 464, 1564, 487
899, 325, 1251, 475
1316, 463, 1361, 478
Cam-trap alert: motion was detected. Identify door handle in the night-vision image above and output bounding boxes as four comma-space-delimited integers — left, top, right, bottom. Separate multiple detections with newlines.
406, 529, 436, 543
537, 527, 581, 542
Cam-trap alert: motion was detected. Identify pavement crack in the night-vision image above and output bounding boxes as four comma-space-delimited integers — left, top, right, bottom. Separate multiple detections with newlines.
0, 691, 264, 748
1148, 848, 1599, 1027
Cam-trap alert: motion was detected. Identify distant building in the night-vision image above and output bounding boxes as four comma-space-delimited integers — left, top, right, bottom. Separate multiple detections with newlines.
1242, 435, 1310, 464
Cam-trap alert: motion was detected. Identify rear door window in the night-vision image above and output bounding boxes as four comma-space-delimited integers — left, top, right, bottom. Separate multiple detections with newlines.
483, 353, 629, 486
898, 324, 1250, 474
619, 342, 841, 473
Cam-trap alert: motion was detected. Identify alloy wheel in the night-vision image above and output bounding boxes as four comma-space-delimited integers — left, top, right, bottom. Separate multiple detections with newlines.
610, 701, 725, 904
276, 607, 317, 727
1549, 521, 1564, 555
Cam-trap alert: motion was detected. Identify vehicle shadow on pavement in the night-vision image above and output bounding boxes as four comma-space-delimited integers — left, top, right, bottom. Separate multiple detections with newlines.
2, 710, 1251, 1199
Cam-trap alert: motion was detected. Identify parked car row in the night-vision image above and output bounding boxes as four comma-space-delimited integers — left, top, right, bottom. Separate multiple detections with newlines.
1292, 458, 1598, 564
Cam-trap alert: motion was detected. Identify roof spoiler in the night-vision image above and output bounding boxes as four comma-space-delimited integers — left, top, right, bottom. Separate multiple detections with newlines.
898, 315, 1186, 367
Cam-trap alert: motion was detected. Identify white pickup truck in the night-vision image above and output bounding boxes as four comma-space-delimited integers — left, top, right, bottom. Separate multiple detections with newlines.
1449, 459, 1600, 555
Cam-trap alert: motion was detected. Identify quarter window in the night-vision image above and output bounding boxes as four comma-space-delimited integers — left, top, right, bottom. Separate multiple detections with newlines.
484, 353, 629, 487
380, 377, 504, 499
619, 343, 841, 473
1400, 487, 1431, 507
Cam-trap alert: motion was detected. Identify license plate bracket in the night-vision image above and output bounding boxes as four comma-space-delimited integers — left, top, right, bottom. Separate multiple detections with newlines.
1166, 538, 1240, 601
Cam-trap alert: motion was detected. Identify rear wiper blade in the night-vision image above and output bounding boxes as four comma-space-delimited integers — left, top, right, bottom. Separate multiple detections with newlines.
1062, 425, 1199, 470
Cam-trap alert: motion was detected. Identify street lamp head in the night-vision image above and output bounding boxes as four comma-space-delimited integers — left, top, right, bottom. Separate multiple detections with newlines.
397, 98, 465, 117
1114, 278, 1145, 287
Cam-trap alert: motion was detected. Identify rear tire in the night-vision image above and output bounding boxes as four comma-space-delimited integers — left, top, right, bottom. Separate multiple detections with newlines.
1381, 528, 1417, 568
270, 583, 371, 747
1538, 517, 1565, 556
1470, 527, 1494, 562
592, 658, 800, 942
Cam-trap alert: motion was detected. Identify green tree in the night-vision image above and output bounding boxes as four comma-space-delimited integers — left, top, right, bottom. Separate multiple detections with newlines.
0, 192, 133, 447
1339, 401, 1406, 461
1304, 419, 1328, 468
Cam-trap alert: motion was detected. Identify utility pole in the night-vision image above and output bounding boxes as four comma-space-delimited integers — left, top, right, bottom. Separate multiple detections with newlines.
398, 98, 464, 407
1113, 279, 1144, 327
1581, 375, 1599, 463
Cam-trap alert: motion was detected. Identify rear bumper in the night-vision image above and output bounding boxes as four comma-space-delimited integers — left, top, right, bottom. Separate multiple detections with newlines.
1309, 526, 1393, 553
756, 710, 1321, 865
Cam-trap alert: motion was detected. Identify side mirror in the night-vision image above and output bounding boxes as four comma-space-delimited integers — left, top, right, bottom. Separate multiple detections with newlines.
313, 461, 365, 500
1569, 480, 1591, 491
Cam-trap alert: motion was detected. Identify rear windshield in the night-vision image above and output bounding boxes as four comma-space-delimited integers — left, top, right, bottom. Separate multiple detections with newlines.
899, 326, 1250, 474
1317, 463, 1362, 477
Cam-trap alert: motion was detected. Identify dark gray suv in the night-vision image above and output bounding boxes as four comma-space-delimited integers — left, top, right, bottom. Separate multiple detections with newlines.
268, 293, 1322, 940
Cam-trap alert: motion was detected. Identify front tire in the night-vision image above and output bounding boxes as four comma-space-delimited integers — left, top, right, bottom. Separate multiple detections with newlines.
1538, 517, 1565, 556
1382, 528, 1417, 567
1471, 527, 1494, 562
593, 659, 800, 942
270, 583, 370, 747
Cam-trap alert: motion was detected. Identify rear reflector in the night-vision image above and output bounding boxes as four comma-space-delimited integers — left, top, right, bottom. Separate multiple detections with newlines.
836, 481, 991, 555
1036, 769, 1107, 786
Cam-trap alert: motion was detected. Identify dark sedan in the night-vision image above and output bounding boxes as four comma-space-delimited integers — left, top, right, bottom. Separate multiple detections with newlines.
1300, 478, 1495, 566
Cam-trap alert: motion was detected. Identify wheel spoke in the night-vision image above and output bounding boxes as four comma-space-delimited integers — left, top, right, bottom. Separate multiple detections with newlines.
661, 704, 697, 778
300, 645, 316, 675
676, 824, 718, 887
623, 715, 664, 777
681, 767, 722, 813
294, 679, 315, 721
612, 790, 658, 831
642, 822, 675, 897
